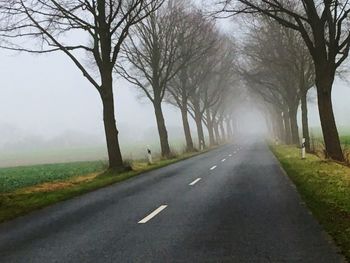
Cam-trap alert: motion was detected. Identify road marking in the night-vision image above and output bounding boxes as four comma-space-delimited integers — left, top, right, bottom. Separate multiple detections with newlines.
189, 178, 201, 186
210, 165, 217, 170
229, 154, 232, 157
221, 158, 226, 162
138, 205, 168, 224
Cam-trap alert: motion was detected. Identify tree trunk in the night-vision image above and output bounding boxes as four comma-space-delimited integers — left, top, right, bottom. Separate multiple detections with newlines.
180, 105, 194, 152
289, 106, 300, 145
270, 110, 278, 141
154, 100, 171, 157
226, 119, 233, 140
316, 80, 344, 161
194, 105, 206, 150
214, 121, 221, 143
282, 110, 292, 144
311, 30, 344, 161
220, 121, 226, 141
300, 89, 311, 152
266, 112, 274, 137
276, 111, 285, 142
99, 74, 124, 170
206, 108, 216, 146
230, 119, 235, 139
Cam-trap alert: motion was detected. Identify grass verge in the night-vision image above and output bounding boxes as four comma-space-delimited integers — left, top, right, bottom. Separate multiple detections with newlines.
271, 145, 350, 260
0, 150, 209, 223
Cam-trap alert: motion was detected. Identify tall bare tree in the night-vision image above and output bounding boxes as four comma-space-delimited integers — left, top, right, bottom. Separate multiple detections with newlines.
240, 53, 294, 144
241, 27, 298, 144
203, 40, 237, 146
240, 17, 315, 146
166, 9, 217, 151
186, 47, 220, 149
117, 3, 195, 157
0, 0, 164, 170
288, 30, 315, 152
215, 0, 350, 161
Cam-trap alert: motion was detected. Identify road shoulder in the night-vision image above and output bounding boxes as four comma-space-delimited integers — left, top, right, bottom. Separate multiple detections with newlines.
271, 145, 350, 262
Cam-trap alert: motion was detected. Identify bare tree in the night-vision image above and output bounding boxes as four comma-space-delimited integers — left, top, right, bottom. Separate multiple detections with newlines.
290, 32, 315, 152
166, 8, 216, 152
214, 0, 350, 161
241, 54, 294, 144
203, 40, 238, 145
117, 3, 194, 157
202, 84, 227, 146
241, 37, 296, 143
241, 17, 315, 147
210, 87, 239, 143
0, 0, 164, 170
186, 45, 221, 149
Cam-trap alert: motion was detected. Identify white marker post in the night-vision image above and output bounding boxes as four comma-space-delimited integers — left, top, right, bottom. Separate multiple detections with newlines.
147, 146, 153, 164
301, 138, 306, 159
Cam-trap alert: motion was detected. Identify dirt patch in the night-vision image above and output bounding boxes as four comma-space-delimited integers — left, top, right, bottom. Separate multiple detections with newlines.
19, 173, 100, 194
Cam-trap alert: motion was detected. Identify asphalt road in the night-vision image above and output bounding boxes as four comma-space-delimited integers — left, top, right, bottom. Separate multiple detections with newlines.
0, 141, 345, 262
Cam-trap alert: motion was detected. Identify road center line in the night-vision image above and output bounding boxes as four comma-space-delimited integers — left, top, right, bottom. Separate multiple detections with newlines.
221, 158, 226, 162
210, 165, 217, 170
189, 178, 201, 186
138, 205, 168, 224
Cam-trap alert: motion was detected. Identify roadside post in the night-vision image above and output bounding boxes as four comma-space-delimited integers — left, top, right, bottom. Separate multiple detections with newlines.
301, 138, 306, 159
147, 146, 153, 165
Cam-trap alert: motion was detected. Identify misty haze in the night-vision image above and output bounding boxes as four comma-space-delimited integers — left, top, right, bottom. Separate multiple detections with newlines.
0, 1, 349, 262
2, 48, 350, 167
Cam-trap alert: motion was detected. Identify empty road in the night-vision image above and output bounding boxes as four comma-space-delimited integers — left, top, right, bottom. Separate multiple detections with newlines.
0, 142, 344, 262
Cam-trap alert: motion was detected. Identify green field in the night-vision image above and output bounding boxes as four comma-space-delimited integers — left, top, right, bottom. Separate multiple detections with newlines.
309, 128, 350, 162
309, 126, 350, 146
340, 135, 350, 146
0, 161, 107, 193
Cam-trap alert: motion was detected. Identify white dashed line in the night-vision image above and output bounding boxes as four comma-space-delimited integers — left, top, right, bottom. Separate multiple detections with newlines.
221, 158, 226, 162
189, 178, 202, 186
229, 154, 232, 157
210, 165, 217, 170
138, 205, 168, 224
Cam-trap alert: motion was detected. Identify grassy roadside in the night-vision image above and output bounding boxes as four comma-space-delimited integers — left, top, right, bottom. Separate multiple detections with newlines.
271, 145, 350, 260
0, 149, 211, 223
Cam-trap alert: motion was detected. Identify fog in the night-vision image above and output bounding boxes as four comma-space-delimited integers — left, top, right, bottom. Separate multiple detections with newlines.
1, 17, 350, 167
0, 50, 197, 166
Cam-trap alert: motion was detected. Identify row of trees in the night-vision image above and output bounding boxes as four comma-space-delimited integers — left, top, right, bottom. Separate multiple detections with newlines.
239, 17, 315, 152
215, 0, 350, 162
0, 0, 240, 170
5, 0, 344, 169
118, 2, 239, 157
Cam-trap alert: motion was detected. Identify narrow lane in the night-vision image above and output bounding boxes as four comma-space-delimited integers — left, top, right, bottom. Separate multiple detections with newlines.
0, 142, 343, 262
